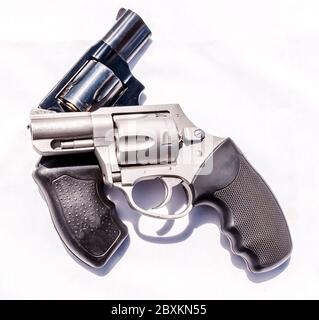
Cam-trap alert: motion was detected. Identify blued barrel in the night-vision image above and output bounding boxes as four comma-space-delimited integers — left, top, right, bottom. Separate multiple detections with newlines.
102, 8, 152, 63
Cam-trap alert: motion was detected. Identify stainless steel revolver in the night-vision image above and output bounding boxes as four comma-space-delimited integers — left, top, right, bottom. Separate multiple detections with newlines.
30, 104, 292, 272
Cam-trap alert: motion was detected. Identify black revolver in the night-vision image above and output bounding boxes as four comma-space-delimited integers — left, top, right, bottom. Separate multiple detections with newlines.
32, 8, 151, 268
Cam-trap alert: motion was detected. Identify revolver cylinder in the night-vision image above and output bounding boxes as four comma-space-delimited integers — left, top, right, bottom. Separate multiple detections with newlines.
58, 60, 123, 112
113, 113, 179, 165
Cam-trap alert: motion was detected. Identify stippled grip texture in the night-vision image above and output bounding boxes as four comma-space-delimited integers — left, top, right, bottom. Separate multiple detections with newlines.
193, 138, 292, 272
33, 154, 128, 268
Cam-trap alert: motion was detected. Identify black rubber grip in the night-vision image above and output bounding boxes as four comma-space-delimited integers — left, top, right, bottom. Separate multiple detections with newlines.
33, 153, 128, 268
193, 138, 292, 272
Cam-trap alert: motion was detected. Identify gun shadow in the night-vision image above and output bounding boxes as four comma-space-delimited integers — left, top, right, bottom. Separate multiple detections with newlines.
75, 180, 289, 281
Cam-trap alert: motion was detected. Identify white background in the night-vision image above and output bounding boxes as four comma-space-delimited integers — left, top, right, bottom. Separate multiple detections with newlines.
1, 0, 319, 299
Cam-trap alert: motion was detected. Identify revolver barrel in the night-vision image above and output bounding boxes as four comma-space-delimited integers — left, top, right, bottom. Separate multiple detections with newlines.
31, 113, 93, 140
103, 8, 151, 63
30, 112, 95, 155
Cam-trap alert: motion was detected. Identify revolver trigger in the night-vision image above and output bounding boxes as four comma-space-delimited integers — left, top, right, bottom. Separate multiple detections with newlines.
152, 177, 182, 209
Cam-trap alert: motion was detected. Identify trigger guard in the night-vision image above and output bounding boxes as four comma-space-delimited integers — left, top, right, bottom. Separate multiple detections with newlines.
122, 178, 194, 220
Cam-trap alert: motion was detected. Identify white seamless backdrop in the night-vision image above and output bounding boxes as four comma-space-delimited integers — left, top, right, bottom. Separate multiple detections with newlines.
0, 0, 318, 299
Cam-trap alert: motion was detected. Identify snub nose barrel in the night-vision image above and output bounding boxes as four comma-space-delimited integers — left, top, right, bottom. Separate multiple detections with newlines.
30, 114, 93, 140
102, 8, 152, 63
